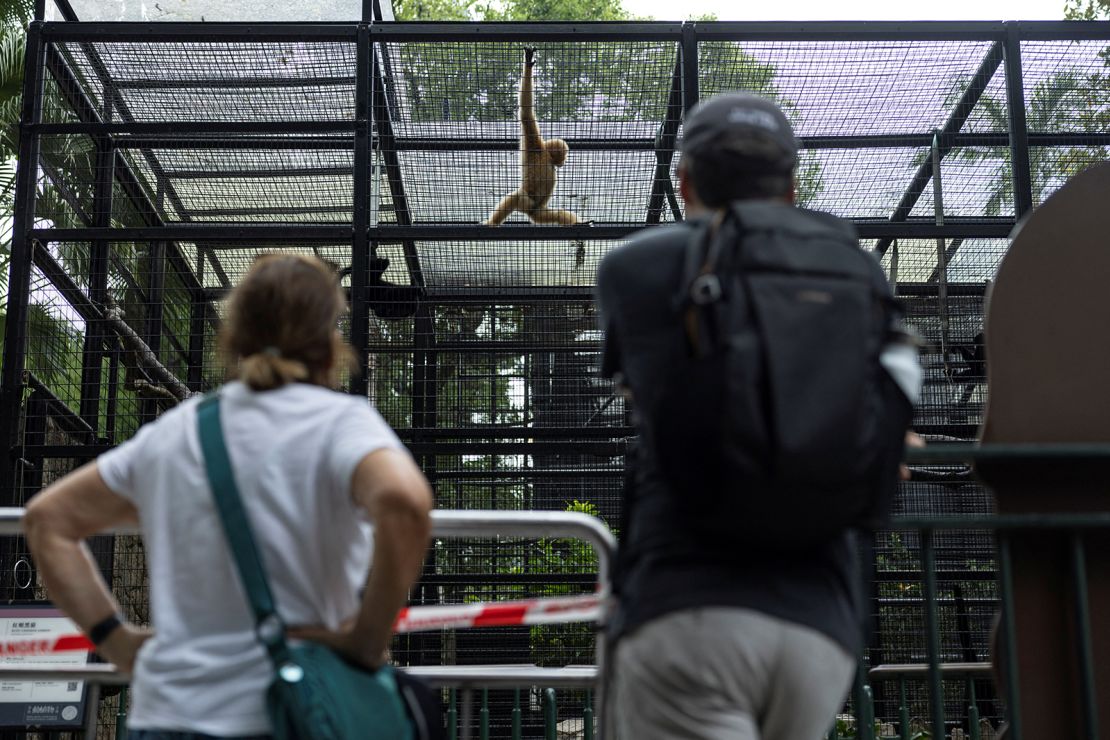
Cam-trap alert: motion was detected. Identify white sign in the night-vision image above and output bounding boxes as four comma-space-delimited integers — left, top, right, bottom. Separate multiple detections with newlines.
0, 608, 88, 727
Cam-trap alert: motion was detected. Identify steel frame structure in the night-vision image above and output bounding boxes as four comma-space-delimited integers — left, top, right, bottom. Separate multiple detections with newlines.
4, 15, 1108, 484
1, 7, 1108, 733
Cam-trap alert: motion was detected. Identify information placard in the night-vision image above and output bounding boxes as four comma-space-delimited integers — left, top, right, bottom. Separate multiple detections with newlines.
0, 606, 89, 728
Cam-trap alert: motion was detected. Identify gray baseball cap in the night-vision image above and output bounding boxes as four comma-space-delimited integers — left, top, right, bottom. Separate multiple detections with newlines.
680, 93, 799, 170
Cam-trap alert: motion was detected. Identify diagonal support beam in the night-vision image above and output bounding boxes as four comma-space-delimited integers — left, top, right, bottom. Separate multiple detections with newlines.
44, 47, 202, 290
44, 44, 220, 338
371, 40, 424, 288
54, 36, 240, 294
646, 51, 685, 223
873, 41, 1004, 258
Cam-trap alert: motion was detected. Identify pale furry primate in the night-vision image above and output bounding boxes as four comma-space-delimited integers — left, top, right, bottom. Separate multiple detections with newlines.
485, 47, 578, 226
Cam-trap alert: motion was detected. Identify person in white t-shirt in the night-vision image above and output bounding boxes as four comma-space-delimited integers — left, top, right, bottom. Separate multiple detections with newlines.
24, 254, 433, 740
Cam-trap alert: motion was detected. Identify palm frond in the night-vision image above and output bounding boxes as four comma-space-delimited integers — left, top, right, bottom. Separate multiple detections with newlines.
0, 0, 34, 28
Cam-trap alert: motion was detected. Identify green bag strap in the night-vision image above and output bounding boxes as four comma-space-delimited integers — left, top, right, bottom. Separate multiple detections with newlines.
196, 393, 293, 670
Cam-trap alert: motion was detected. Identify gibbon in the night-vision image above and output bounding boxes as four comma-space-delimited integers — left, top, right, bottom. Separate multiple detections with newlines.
485, 47, 578, 226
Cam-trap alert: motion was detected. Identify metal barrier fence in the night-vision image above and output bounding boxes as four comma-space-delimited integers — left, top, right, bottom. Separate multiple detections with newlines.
0, 509, 616, 740
852, 443, 1110, 740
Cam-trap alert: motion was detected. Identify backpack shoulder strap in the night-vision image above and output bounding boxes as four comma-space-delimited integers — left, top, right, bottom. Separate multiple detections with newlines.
678, 209, 737, 357
196, 394, 292, 669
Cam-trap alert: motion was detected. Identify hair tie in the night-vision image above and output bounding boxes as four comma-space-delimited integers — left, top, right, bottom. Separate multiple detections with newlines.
262, 346, 282, 358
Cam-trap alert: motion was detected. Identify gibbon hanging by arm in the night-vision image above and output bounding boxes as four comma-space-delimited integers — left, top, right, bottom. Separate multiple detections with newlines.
485, 47, 579, 226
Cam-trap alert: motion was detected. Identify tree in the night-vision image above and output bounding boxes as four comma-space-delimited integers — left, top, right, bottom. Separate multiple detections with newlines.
1064, 0, 1110, 19
939, 68, 1108, 216
0, 0, 33, 358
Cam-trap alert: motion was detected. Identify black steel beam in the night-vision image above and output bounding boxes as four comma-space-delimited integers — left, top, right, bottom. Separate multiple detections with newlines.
368, 22, 684, 42
373, 23, 403, 116
647, 51, 685, 224
51, 0, 79, 21
371, 42, 424, 288
31, 245, 103, 322
38, 159, 93, 224
431, 468, 622, 479
30, 219, 1016, 243
1010, 20, 1110, 40
186, 298, 208, 393
351, 26, 371, 398
427, 287, 596, 302
0, 23, 47, 498
927, 238, 965, 283
113, 75, 356, 91
105, 342, 121, 441
402, 426, 631, 439
34, 121, 357, 135
11, 444, 114, 458
1003, 23, 1034, 219
873, 41, 1005, 258
404, 441, 628, 456
78, 136, 113, 428
114, 136, 353, 150
896, 281, 988, 298
368, 340, 601, 353
162, 166, 355, 179
33, 226, 353, 242
395, 137, 655, 151
695, 20, 1005, 41
80, 131, 1110, 155
141, 241, 167, 422
681, 22, 698, 113
203, 285, 598, 302
419, 573, 599, 586
42, 22, 359, 42
173, 206, 357, 218
23, 372, 95, 440
37, 19, 1110, 45
20, 394, 57, 503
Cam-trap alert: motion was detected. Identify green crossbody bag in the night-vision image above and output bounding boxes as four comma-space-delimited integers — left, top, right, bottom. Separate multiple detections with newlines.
197, 394, 415, 740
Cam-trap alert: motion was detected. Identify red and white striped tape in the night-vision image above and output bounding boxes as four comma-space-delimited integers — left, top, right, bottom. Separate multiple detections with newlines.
0, 593, 605, 655
394, 593, 603, 634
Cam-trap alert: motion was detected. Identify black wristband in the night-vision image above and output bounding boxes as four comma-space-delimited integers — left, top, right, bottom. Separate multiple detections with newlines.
88, 613, 123, 646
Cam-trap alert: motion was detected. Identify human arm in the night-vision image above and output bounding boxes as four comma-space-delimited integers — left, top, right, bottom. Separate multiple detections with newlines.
290, 448, 432, 669
23, 463, 151, 673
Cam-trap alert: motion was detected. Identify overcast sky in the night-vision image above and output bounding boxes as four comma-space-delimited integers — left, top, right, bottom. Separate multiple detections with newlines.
68, 0, 1074, 21
624, 0, 1068, 21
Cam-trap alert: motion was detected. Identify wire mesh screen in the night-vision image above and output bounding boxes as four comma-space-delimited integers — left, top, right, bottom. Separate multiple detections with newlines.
380, 41, 676, 225
2, 21, 1109, 737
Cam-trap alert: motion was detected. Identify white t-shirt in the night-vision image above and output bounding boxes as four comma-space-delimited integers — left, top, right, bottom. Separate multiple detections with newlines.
97, 381, 405, 736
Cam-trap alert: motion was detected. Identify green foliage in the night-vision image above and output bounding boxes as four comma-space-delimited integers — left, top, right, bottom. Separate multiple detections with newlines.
529, 500, 603, 666
484, 0, 632, 21
387, 0, 817, 212
393, 0, 631, 20
0, 0, 32, 160
392, 0, 484, 20
1064, 0, 1110, 19
935, 64, 1109, 215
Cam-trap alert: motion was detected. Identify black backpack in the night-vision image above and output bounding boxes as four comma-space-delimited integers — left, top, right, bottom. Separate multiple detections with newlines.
642, 201, 912, 549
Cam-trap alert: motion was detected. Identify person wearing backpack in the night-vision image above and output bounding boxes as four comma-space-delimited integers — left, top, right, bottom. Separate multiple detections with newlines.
25, 254, 434, 739
597, 93, 922, 740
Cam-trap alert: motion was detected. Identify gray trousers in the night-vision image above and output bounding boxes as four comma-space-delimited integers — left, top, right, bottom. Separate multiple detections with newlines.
610, 607, 855, 740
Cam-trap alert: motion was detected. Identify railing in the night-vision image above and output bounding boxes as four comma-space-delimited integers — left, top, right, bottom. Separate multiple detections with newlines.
5, 446, 1110, 739
866, 663, 992, 740
850, 443, 1110, 740
0, 509, 616, 740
